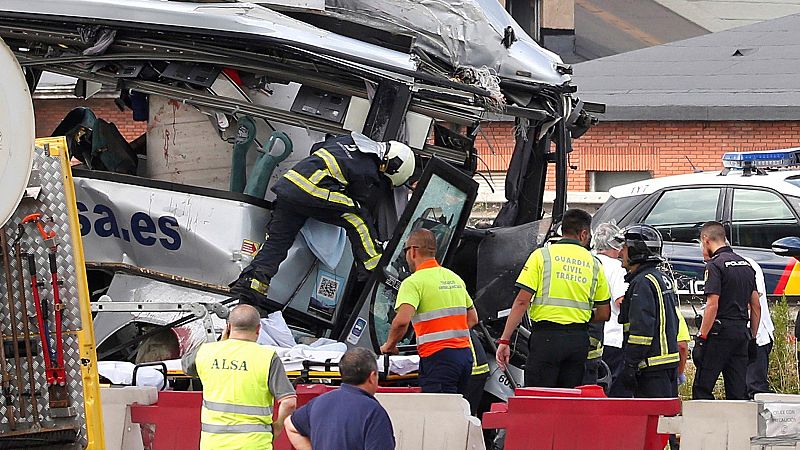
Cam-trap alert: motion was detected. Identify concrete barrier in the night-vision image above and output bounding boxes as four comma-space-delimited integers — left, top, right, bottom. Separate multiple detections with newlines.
101, 386, 158, 450
658, 401, 758, 450
376, 393, 485, 450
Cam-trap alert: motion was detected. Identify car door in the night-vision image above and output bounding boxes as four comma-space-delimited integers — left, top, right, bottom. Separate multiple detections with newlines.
722, 187, 800, 299
636, 187, 725, 300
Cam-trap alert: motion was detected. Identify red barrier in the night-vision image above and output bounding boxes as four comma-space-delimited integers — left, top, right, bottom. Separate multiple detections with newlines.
130, 385, 422, 450
482, 386, 681, 450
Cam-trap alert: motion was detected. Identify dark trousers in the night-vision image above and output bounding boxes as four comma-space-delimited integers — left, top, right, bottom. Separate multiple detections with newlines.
244, 200, 380, 280
419, 348, 473, 395
525, 326, 589, 388
692, 326, 749, 400
603, 346, 627, 397
465, 372, 490, 416
635, 368, 678, 398
747, 340, 773, 399
583, 357, 600, 385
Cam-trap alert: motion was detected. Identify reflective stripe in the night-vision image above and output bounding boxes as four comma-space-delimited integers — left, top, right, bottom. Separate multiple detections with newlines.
203, 400, 273, 417
646, 274, 669, 362
589, 257, 600, 299
623, 323, 630, 332
638, 352, 680, 369
201, 423, 273, 434
308, 169, 329, 185
531, 296, 593, 311
412, 306, 468, 324
364, 254, 381, 270
284, 170, 355, 207
472, 363, 490, 375
341, 213, 379, 258
315, 149, 347, 186
628, 335, 653, 345
540, 247, 552, 299
588, 348, 603, 359
416, 329, 471, 345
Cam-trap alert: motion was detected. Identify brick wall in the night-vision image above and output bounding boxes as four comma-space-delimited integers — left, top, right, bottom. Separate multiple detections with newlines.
33, 98, 147, 141
476, 120, 800, 191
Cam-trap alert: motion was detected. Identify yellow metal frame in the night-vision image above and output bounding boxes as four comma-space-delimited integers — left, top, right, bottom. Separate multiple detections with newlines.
34, 137, 105, 449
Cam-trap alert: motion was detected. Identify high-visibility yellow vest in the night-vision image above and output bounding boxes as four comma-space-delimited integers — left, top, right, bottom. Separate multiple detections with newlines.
396, 259, 473, 358
516, 241, 611, 324
195, 339, 276, 450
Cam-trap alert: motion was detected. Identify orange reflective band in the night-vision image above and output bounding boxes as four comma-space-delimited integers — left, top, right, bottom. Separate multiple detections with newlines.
413, 314, 470, 357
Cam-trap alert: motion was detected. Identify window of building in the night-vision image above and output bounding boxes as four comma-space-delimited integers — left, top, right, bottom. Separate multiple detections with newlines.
730, 189, 800, 249
589, 171, 652, 192
644, 188, 721, 243
506, 0, 542, 42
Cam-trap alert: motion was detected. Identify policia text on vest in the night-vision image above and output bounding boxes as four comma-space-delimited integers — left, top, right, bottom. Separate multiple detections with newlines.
495, 209, 612, 389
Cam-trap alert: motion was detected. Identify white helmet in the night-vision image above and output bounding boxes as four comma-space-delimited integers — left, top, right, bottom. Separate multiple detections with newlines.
382, 141, 415, 187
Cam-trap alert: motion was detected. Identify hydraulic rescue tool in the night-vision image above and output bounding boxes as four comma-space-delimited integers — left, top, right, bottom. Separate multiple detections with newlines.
21, 213, 69, 410
1, 228, 24, 430
12, 226, 40, 429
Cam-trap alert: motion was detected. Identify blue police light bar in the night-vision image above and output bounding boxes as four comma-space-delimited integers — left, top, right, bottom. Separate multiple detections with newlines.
722, 148, 800, 169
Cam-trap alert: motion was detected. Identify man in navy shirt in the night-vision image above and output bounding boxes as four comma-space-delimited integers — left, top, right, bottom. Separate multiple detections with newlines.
285, 347, 395, 450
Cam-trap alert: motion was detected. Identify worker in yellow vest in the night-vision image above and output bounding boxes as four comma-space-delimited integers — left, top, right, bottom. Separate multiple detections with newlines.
496, 209, 611, 388
381, 228, 479, 394
182, 304, 297, 450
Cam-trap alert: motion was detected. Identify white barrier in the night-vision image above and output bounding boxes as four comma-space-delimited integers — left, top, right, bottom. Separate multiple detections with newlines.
658, 400, 758, 450
376, 393, 485, 450
100, 386, 158, 450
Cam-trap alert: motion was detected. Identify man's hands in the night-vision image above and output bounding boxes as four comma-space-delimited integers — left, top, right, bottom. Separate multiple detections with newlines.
380, 343, 399, 355
620, 364, 638, 391
692, 335, 707, 369
496, 343, 511, 370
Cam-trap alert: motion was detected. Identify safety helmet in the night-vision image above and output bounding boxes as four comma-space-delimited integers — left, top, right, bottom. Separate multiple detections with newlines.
381, 141, 415, 187
616, 224, 664, 265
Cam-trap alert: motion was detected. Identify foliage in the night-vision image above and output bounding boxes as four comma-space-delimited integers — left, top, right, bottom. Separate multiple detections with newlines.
767, 296, 799, 394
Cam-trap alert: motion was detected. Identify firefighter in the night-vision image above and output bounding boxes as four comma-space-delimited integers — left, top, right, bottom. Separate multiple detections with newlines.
231, 132, 415, 314
616, 224, 680, 398
496, 209, 611, 388
465, 329, 490, 416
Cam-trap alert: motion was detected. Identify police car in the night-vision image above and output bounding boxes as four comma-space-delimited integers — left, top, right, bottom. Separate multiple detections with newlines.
592, 148, 800, 301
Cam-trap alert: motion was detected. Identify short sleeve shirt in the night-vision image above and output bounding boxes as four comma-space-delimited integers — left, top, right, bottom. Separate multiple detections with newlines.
395, 264, 474, 313
516, 240, 611, 324
676, 306, 690, 342
704, 246, 756, 321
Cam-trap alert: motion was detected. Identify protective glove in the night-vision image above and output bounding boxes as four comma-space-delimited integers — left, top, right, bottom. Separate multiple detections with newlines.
748, 338, 758, 362
678, 372, 687, 385
692, 335, 707, 369
620, 364, 639, 391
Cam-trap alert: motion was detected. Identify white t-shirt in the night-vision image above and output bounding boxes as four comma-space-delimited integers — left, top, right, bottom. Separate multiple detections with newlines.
743, 256, 775, 346
596, 253, 629, 348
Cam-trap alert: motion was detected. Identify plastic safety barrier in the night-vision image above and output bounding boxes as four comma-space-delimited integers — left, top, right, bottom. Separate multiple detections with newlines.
129, 386, 423, 450
482, 385, 680, 450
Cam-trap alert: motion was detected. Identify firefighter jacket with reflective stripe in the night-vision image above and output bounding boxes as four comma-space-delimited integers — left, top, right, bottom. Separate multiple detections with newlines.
516, 239, 611, 325
619, 263, 680, 371
196, 339, 276, 450
271, 134, 386, 213
469, 329, 490, 376
396, 259, 473, 358
588, 322, 604, 360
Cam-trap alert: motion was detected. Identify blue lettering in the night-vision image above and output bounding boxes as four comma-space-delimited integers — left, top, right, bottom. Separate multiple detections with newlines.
77, 202, 91, 236
158, 216, 181, 251
131, 212, 157, 246
93, 204, 121, 238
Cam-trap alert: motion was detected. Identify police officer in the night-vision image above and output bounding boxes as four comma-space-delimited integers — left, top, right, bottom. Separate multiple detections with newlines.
616, 224, 680, 398
182, 305, 297, 450
496, 209, 611, 388
692, 221, 761, 400
231, 132, 415, 314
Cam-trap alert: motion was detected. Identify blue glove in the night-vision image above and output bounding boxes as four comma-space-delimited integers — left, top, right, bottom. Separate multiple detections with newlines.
678, 372, 687, 385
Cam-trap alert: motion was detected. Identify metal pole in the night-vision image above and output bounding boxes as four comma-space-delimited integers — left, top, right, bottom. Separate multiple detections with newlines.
15, 232, 41, 429
0, 229, 17, 429
1, 228, 25, 427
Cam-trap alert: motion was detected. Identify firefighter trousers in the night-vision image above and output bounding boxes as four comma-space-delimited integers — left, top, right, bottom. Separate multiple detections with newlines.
245, 200, 382, 280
